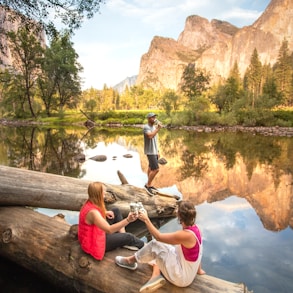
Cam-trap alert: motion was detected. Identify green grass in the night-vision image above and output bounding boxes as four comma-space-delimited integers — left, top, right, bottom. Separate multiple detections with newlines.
3, 108, 293, 128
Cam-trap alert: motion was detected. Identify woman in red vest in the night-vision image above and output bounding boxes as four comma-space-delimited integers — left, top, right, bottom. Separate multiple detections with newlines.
78, 182, 144, 260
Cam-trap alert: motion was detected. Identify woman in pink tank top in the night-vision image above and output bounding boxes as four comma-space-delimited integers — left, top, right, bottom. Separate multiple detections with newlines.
115, 201, 205, 292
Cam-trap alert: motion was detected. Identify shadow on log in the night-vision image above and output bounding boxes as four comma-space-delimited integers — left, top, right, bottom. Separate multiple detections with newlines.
0, 207, 251, 293
0, 165, 178, 219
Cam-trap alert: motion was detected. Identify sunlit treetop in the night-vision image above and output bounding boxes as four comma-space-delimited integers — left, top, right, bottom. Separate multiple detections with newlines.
0, 0, 105, 34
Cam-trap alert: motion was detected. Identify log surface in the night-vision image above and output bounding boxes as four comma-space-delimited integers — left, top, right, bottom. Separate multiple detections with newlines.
0, 207, 251, 293
0, 165, 177, 218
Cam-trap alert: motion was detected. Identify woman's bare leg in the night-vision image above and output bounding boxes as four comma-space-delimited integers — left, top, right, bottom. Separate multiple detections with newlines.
149, 263, 161, 280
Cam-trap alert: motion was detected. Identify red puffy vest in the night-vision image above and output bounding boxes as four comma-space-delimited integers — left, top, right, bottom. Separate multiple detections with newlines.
78, 201, 106, 260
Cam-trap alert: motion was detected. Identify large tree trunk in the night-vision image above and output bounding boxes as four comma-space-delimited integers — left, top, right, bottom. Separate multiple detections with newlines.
0, 165, 177, 218
0, 206, 251, 293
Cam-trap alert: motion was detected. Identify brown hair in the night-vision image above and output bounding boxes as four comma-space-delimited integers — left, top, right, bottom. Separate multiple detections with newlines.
87, 182, 106, 218
177, 201, 196, 226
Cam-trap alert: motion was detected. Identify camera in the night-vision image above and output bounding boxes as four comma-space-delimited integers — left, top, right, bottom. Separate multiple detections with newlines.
130, 202, 145, 214
154, 119, 163, 128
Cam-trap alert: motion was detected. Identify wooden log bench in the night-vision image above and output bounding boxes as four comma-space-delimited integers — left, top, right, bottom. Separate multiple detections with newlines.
0, 165, 178, 218
0, 206, 251, 293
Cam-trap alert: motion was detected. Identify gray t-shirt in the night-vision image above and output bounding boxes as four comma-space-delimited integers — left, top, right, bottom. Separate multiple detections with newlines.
143, 124, 158, 155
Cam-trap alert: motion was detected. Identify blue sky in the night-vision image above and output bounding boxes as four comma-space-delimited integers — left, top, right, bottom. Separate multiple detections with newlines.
71, 0, 271, 90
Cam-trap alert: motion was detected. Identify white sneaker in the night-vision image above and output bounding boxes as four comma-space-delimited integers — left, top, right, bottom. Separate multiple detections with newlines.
115, 256, 138, 270
123, 245, 139, 251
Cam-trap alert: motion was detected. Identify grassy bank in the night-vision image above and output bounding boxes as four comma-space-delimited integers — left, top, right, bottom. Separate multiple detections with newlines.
1, 108, 293, 127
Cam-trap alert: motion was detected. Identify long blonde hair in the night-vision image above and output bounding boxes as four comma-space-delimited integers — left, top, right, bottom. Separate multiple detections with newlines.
87, 182, 106, 218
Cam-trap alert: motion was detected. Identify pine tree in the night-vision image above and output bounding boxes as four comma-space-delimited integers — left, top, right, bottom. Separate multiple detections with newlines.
180, 63, 210, 102
244, 48, 263, 108
273, 39, 293, 106
211, 62, 242, 113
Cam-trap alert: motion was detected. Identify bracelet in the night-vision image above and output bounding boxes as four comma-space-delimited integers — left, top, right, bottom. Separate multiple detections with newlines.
126, 218, 130, 223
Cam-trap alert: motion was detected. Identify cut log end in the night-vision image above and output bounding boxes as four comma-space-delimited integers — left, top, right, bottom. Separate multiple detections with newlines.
79, 256, 90, 268
2, 228, 12, 243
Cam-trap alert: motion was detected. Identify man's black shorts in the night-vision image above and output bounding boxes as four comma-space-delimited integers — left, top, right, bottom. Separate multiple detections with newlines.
147, 155, 159, 170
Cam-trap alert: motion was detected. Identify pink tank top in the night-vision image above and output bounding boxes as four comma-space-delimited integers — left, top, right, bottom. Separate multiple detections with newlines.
181, 225, 202, 261
78, 201, 106, 260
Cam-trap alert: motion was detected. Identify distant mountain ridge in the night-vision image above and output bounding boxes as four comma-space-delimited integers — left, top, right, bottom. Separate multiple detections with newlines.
113, 75, 137, 93
136, 0, 293, 91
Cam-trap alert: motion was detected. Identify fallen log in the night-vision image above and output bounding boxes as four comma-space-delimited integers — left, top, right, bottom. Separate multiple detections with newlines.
0, 207, 251, 293
0, 165, 177, 218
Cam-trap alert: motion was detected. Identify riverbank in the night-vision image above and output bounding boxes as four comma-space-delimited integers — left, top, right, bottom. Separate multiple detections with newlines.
1, 118, 293, 137
175, 125, 293, 137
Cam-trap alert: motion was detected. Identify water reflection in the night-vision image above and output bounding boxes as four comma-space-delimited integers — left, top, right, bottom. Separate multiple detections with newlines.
0, 125, 293, 293
195, 196, 293, 293
0, 126, 84, 176
80, 140, 146, 186
0, 125, 292, 233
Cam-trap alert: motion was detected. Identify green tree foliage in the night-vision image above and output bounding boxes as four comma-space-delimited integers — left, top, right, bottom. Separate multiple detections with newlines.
119, 85, 161, 110
161, 90, 181, 116
37, 39, 60, 116
259, 76, 282, 109
229, 62, 242, 85
179, 63, 210, 123
0, 28, 83, 118
6, 25, 44, 118
0, 71, 25, 116
99, 84, 118, 111
81, 88, 98, 109
180, 63, 210, 102
258, 64, 282, 109
1, 0, 105, 33
212, 62, 242, 113
129, 85, 144, 109
244, 48, 263, 109
273, 39, 293, 106
80, 86, 120, 113
51, 33, 82, 112
0, 69, 13, 115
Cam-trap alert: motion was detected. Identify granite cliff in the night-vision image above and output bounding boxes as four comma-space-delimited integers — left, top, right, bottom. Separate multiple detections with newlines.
136, 0, 293, 90
0, 6, 45, 69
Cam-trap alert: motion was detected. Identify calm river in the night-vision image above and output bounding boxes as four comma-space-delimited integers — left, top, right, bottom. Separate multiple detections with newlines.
0, 124, 292, 293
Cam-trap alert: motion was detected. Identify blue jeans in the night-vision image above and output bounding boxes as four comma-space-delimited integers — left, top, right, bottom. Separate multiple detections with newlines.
105, 207, 144, 251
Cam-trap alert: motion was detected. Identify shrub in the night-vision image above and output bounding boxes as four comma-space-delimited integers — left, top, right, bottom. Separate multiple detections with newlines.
197, 112, 221, 125
123, 118, 144, 125
217, 112, 238, 126
273, 110, 293, 123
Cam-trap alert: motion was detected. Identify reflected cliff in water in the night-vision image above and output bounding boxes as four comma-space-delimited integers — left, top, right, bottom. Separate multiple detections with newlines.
0, 125, 292, 232
141, 130, 293, 232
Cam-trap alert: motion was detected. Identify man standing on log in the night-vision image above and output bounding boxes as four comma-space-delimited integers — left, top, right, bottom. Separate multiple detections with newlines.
143, 112, 162, 196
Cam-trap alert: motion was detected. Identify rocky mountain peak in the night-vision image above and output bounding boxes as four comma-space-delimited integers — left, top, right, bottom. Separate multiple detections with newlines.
252, 0, 292, 41
178, 15, 239, 51
137, 0, 293, 91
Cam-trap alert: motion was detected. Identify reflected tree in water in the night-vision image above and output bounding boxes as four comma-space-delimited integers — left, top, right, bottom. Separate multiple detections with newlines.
179, 150, 209, 180
41, 128, 83, 177
2, 126, 84, 177
212, 133, 282, 183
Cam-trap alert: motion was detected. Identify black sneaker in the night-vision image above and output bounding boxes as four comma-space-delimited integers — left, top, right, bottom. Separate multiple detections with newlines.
144, 185, 157, 196
150, 186, 158, 191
